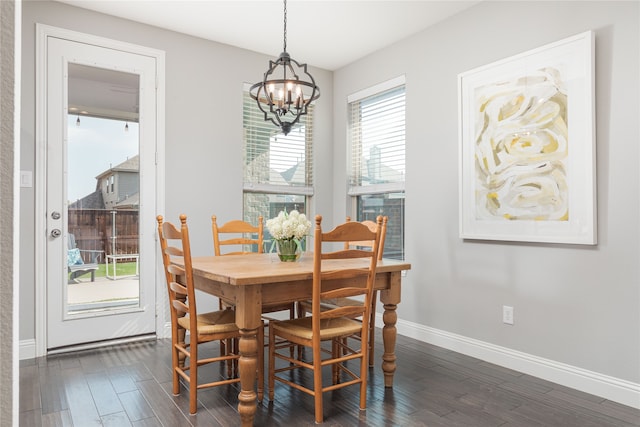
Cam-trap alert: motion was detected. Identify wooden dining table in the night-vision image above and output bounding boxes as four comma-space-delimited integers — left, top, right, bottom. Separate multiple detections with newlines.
182, 252, 411, 426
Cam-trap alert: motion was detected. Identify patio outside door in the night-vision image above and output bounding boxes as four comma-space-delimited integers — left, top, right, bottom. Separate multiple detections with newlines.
45, 35, 158, 351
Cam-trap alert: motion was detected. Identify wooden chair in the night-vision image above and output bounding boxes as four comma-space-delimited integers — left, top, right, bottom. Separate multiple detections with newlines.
212, 215, 264, 256
212, 215, 296, 316
157, 214, 263, 414
268, 215, 383, 424
297, 216, 388, 367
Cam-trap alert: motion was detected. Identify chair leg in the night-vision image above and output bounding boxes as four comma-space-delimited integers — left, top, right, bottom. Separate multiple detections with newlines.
359, 346, 368, 411
189, 344, 198, 415
257, 322, 264, 402
288, 304, 295, 359
332, 339, 339, 384
219, 299, 227, 360
268, 325, 276, 401
369, 290, 377, 367
225, 338, 235, 377
296, 302, 305, 360
313, 342, 324, 424
172, 345, 181, 395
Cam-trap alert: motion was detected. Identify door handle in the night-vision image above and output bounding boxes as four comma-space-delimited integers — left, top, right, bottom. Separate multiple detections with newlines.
51, 229, 62, 238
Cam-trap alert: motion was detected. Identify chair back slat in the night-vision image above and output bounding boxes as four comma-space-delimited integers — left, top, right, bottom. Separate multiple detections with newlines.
320, 286, 366, 301
322, 250, 377, 260
344, 216, 388, 260
320, 305, 365, 320
165, 246, 183, 257
172, 298, 189, 314
169, 280, 187, 296
212, 215, 264, 256
167, 264, 185, 276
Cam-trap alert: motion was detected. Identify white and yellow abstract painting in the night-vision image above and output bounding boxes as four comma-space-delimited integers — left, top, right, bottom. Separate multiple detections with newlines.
459, 31, 596, 244
474, 68, 568, 221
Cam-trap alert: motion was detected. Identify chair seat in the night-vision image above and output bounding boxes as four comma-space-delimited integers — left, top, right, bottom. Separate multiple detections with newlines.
272, 316, 362, 341
177, 310, 239, 335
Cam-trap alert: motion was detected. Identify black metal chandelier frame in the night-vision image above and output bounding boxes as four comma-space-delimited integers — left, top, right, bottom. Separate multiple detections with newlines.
249, 0, 320, 135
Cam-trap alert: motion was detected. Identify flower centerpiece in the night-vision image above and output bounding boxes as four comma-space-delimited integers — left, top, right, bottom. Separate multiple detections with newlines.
266, 210, 311, 262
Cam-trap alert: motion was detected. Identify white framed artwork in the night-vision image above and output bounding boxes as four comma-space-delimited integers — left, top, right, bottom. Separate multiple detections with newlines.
458, 31, 596, 244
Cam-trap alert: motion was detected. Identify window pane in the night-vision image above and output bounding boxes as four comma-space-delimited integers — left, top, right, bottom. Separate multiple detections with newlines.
357, 192, 405, 260
349, 86, 405, 187
243, 91, 313, 188
244, 192, 308, 251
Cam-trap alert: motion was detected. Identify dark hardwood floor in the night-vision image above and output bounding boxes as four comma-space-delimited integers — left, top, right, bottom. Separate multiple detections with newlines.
20, 330, 640, 426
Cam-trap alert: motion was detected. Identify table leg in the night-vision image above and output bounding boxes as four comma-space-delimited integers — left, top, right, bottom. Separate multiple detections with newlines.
382, 303, 397, 387
235, 285, 262, 426
237, 327, 259, 426
379, 272, 401, 388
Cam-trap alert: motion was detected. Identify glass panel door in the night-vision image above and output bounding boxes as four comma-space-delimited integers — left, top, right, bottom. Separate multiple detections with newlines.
46, 36, 157, 350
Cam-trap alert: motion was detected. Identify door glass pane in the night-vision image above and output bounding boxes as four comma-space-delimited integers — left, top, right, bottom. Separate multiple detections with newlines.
67, 65, 140, 315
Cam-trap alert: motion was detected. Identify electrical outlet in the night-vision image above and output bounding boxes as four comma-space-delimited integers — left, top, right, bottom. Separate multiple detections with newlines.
503, 305, 514, 325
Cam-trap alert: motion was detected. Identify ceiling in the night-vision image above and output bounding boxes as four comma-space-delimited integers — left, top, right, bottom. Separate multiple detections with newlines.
56, 0, 480, 71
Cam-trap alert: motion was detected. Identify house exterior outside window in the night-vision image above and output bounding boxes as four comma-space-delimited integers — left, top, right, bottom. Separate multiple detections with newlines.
242, 89, 314, 251
348, 76, 406, 259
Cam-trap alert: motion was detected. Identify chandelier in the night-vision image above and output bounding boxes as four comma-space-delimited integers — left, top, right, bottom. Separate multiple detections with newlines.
250, 0, 320, 136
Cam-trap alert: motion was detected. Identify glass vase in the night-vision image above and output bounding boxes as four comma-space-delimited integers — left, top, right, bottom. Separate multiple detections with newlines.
276, 239, 301, 262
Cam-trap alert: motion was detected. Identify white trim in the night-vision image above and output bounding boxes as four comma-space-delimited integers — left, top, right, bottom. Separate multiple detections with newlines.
12, 4, 22, 425
347, 182, 405, 196
35, 24, 166, 357
347, 75, 406, 103
155, 52, 166, 342
375, 313, 640, 410
35, 23, 48, 358
46, 334, 156, 356
243, 182, 314, 196
163, 321, 172, 339
19, 340, 36, 361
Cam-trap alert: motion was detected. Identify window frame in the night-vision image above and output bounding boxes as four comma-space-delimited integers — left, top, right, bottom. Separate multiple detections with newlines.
242, 85, 315, 249
347, 76, 406, 260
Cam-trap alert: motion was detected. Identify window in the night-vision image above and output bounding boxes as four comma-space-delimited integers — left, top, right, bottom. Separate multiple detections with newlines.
348, 76, 406, 260
243, 88, 314, 251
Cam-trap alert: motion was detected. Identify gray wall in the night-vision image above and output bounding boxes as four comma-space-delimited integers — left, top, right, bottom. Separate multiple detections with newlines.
334, 1, 639, 384
2, 0, 18, 424
20, 1, 333, 339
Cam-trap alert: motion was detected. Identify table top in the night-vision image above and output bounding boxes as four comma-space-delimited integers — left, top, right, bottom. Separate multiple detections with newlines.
189, 253, 411, 286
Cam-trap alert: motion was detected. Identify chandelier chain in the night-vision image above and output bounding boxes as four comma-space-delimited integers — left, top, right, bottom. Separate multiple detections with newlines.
283, 0, 287, 52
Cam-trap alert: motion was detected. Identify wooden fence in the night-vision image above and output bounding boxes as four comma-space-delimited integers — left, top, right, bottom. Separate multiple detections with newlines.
68, 209, 139, 262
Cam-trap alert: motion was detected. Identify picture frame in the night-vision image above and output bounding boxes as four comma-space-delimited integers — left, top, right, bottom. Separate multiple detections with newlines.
458, 31, 596, 245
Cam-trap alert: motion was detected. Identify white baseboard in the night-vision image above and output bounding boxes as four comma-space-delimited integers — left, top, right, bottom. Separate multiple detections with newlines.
376, 313, 640, 410
162, 321, 171, 339
19, 339, 36, 361
20, 323, 172, 361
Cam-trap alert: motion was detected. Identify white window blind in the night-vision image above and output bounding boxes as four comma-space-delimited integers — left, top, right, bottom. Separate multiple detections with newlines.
348, 77, 406, 260
243, 89, 313, 195
348, 78, 405, 196
243, 88, 314, 247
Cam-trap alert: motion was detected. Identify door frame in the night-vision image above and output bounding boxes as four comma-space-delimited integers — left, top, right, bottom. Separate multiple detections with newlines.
35, 24, 166, 357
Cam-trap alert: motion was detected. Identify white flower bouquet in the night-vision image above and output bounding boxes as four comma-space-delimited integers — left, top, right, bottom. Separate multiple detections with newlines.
266, 210, 311, 261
